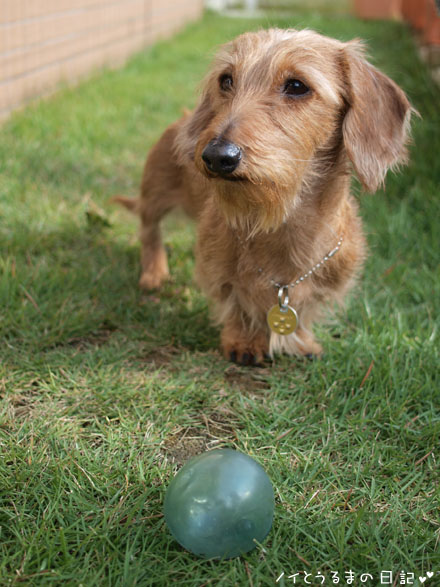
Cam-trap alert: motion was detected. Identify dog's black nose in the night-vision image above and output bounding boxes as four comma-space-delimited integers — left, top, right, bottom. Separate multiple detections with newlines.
201, 139, 242, 176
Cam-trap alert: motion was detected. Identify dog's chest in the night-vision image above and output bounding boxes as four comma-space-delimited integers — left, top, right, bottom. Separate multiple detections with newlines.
234, 236, 295, 289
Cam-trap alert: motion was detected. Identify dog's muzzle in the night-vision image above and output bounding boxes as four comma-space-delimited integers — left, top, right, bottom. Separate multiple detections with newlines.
201, 139, 242, 177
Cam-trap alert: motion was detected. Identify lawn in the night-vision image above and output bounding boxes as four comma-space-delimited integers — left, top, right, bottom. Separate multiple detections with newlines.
1, 7, 439, 586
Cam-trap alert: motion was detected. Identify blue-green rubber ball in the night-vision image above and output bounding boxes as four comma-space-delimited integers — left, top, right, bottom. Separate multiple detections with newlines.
164, 448, 274, 559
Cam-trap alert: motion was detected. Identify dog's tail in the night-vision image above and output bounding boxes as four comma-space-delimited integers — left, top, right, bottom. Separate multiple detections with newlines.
110, 195, 140, 214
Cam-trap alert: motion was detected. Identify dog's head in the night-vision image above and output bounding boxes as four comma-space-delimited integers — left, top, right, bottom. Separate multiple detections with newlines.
176, 29, 413, 233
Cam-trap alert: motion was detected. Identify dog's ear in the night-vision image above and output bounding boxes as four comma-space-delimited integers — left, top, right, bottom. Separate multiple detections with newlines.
341, 42, 412, 192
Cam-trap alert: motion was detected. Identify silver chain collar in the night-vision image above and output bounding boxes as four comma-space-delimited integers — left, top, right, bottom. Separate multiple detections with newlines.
262, 235, 344, 293
234, 232, 344, 335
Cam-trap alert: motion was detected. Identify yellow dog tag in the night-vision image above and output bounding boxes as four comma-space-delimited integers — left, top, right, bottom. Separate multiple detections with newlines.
267, 305, 298, 335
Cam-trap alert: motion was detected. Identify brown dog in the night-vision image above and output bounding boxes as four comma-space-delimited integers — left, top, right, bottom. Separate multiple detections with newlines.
115, 28, 412, 365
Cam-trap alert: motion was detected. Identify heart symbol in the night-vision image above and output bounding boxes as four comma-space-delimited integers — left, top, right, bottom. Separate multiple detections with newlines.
427, 572, 434, 578
419, 577, 426, 583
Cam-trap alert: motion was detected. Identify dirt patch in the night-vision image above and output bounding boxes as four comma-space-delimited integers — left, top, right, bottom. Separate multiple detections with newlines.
66, 328, 115, 350
0, 379, 41, 420
162, 409, 241, 466
162, 430, 209, 465
223, 364, 271, 392
142, 346, 181, 368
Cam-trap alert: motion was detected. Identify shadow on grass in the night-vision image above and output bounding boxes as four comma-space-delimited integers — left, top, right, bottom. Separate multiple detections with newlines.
1, 220, 219, 362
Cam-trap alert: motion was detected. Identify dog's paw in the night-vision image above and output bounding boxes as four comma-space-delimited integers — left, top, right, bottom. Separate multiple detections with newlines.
139, 271, 168, 290
139, 246, 169, 291
304, 352, 322, 361
222, 336, 269, 367
296, 337, 323, 358
227, 350, 267, 367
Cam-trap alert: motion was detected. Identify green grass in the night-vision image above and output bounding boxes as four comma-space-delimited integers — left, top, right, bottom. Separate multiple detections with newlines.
1, 8, 440, 586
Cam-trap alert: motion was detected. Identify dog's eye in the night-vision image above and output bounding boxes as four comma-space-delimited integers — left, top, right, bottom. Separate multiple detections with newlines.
219, 74, 233, 92
283, 79, 310, 97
